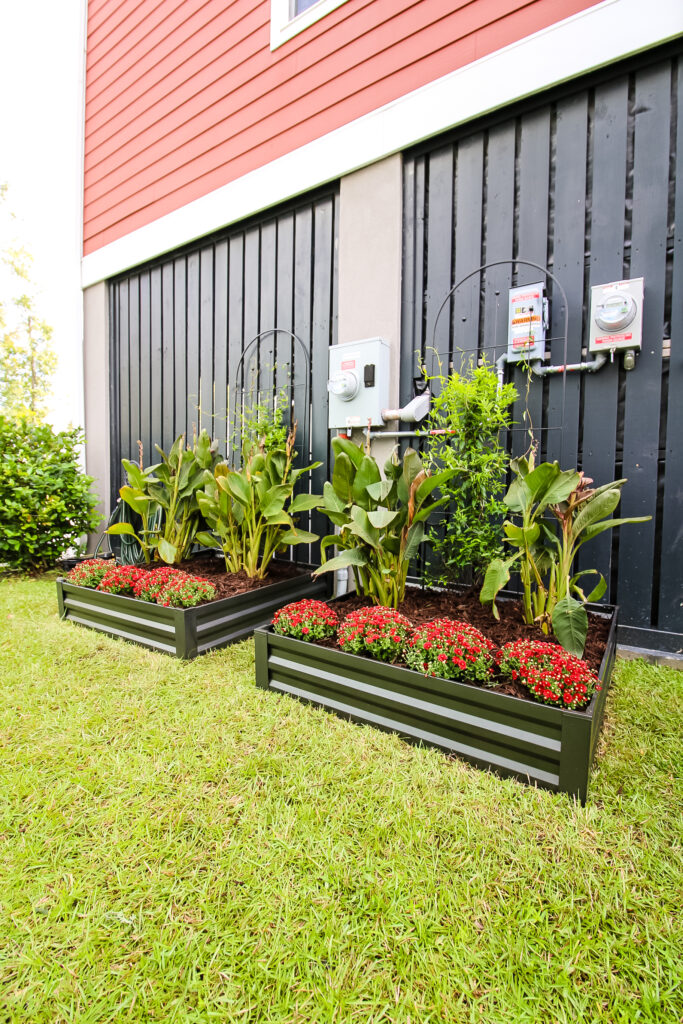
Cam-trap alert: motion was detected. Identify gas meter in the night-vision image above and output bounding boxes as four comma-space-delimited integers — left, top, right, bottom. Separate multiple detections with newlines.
589, 278, 643, 355
506, 283, 548, 363
327, 337, 390, 430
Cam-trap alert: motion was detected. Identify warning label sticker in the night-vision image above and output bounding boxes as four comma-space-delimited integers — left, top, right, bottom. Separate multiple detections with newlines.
340, 359, 356, 370
594, 332, 633, 346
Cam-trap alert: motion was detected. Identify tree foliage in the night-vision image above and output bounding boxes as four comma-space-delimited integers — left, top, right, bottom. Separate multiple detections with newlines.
0, 184, 57, 422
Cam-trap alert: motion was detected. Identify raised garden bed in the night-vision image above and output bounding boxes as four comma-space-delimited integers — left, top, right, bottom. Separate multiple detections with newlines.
254, 591, 618, 803
57, 561, 331, 659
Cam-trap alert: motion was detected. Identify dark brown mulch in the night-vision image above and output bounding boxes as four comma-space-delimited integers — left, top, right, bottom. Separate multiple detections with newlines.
313, 586, 611, 706
174, 554, 308, 600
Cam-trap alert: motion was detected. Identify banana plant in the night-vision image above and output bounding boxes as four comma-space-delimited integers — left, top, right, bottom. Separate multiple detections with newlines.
107, 430, 220, 564
195, 422, 321, 578
480, 454, 650, 655
313, 437, 454, 608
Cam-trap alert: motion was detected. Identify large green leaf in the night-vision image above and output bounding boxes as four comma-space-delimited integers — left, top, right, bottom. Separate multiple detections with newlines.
106, 522, 138, 538
313, 547, 368, 575
480, 554, 519, 619
321, 481, 347, 513
331, 435, 364, 468
579, 515, 650, 546
289, 492, 323, 514
572, 489, 622, 536
367, 508, 399, 529
276, 528, 318, 546
157, 537, 178, 564
365, 479, 394, 503
195, 530, 217, 548
551, 596, 588, 657
224, 472, 251, 507
569, 570, 607, 603
332, 452, 355, 504
122, 459, 145, 490
119, 485, 151, 517
353, 456, 381, 507
402, 521, 424, 562
348, 506, 380, 548
504, 521, 540, 547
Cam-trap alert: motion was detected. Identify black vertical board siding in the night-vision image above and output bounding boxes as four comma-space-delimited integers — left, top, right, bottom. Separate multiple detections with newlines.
213, 241, 229, 452
243, 228, 261, 418
116, 281, 130, 485
227, 235, 244, 458
186, 252, 200, 441
581, 79, 628, 602
310, 197, 334, 561
618, 65, 671, 626
293, 206, 312, 448
511, 109, 550, 460
161, 263, 175, 451
546, 93, 587, 468
482, 124, 515, 361
275, 213, 295, 408
259, 220, 277, 402
453, 133, 484, 370
424, 147, 454, 387
658, 63, 683, 634
150, 267, 163, 455
401, 46, 682, 644
199, 246, 214, 437
128, 276, 140, 465
173, 259, 187, 450
139, 272, 152, 466
108, 188, 337, 554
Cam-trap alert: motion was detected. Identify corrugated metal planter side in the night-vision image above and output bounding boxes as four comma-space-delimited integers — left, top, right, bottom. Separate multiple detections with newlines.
254, 604, 618, 803
57, 570, 331, 659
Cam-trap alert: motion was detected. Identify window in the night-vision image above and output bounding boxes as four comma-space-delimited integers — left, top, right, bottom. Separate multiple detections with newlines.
270, 0, 350, 50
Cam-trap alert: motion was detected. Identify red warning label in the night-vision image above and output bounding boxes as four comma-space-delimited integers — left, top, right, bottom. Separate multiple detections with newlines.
340, 359, 356, 370
594, 333, 633, 346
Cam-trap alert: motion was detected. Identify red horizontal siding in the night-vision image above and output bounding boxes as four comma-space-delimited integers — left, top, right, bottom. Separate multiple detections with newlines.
83, 0, 602, 255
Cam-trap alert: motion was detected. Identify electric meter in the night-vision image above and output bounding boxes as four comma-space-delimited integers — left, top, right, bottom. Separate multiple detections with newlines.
506, 283, 548, 363
589, 278, 643, 353
327, 337, 390, 429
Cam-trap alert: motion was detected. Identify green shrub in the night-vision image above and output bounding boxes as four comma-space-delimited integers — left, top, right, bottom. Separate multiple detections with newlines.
0, 417, 101, 572
421, 358, 517, 586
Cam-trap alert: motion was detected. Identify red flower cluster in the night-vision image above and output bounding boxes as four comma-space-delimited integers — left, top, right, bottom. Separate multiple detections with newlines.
405, 618, 495, 684
155, 573, 216, 608
66, 558, 112, 588
96, 564, 148, 597
496, 638, 599, 709
338, 606, 412, 663
91, 563, 215, 606
272, 599, 338, 642
133, 566, 184, 602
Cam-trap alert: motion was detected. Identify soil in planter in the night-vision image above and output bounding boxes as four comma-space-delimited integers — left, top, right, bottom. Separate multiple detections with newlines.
173, 554, 308, 601
311, 587, 610, 705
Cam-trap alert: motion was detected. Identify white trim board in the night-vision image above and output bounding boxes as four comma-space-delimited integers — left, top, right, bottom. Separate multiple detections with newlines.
270, 0, 351, 50
82, 0, 683, 287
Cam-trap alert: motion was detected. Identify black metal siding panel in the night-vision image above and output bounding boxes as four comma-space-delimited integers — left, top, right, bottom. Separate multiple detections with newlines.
109, 190, 339, 540
401, 47, 682, 643
618, 66, 671, 626
658, 67, 683, 634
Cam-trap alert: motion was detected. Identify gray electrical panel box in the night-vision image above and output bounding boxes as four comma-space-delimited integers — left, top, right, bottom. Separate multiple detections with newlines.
588, 278, 644, 354
327, 337, 390, 430
507, 282, 548, 363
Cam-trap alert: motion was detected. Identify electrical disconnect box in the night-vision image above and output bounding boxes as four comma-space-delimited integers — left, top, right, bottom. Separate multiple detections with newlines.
506, 283, 549, 363
589, 278, 644, 354
327, 337, 390, 430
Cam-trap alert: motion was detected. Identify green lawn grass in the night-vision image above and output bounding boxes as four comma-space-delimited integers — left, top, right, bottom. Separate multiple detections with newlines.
0, 575, 681, 1023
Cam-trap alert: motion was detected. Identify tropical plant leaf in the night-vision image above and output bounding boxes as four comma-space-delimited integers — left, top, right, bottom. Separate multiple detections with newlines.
288, 492, 322, 514
552, 596, 588, 657
331, 435, 364, 467
332, 453, 355, 504
157, 538, 177, 564
313, 547, 368, 575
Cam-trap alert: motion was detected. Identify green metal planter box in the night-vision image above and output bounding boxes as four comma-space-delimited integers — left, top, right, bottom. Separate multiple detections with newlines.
57, 569, 331, 659
254, 601, 618, 803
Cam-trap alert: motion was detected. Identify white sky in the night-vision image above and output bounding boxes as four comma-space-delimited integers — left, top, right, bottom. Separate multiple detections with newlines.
0, 0, 86, 430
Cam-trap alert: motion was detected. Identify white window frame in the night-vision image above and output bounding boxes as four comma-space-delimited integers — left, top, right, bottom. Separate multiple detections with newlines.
270, 0, 350, 50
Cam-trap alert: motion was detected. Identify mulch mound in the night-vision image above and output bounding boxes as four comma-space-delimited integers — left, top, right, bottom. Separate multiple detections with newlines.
175, 554, 307, 600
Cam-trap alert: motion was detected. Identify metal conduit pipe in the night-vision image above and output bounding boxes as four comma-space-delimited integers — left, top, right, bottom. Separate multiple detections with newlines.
496, 351, 607, 386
